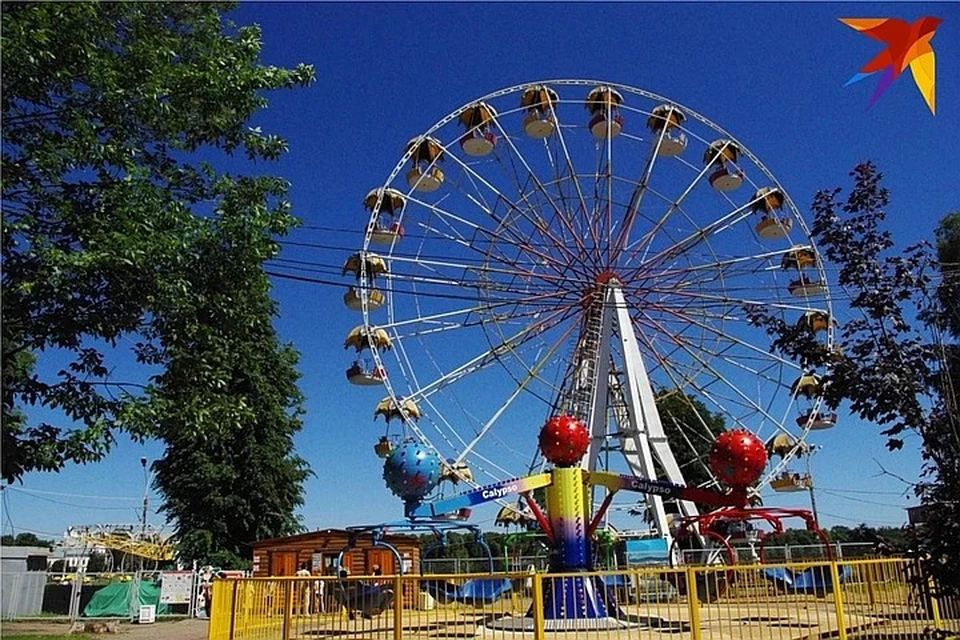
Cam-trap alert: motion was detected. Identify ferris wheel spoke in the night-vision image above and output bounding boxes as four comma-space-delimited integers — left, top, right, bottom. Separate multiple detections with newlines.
635, 308, 794, 433
620, 156, 718, 269
442, 149, 586, 273
492, 123, 591, 261
549, 109, 601, 266
630, 199, 758, 273
405, 302, 576, 402
409, 195, 574, 280
453, 317, 581, 466
610, 127, 668, 264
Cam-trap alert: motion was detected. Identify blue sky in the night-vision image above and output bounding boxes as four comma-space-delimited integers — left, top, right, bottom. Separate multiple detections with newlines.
6, 3, 959, 545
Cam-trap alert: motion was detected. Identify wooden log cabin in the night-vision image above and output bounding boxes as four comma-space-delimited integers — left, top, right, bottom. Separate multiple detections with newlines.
251, 528, 421, 578
251, 529, 422, 610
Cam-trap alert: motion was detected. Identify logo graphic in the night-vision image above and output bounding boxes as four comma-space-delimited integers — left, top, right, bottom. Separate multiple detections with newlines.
840, 17, 942, 114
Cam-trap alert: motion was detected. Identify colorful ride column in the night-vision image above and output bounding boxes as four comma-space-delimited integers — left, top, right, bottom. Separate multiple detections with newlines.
536, 416, 625, 629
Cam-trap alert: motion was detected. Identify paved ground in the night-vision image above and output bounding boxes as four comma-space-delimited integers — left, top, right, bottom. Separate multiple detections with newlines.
1, 618, 208, 639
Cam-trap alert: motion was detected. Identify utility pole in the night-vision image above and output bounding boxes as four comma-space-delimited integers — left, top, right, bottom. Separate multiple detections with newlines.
139, 457, 149, 574
140, 457, 149, 537
806, 446, 820, 527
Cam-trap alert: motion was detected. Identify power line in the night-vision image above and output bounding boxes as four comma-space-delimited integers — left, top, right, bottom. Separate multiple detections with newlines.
819, 489, 910, 508
7, 487, 141, 501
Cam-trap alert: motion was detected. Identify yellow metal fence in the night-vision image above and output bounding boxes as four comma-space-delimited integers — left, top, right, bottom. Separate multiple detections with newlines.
209, 558, 960, 640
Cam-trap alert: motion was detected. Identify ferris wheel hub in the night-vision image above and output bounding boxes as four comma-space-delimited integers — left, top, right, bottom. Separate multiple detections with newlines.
595, 270, 621, 286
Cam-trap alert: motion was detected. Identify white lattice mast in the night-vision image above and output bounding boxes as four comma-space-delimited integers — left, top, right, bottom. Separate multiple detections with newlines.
563, 276, 699, 546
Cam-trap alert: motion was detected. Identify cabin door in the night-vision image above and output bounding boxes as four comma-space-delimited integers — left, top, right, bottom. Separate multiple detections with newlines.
270, 551, 298, 577
365, 548, 396, 576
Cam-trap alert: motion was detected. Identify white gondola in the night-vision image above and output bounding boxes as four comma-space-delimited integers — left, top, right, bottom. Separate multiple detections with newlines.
586, 86, 624, 139
787, 275, 825, 297
459, 103, 498, 157
751, 187, 792, 238
704, 140, 743, 192
647, 105, 687, 157
369, 221, 404, 245
346, 361, 387, 386
796, 410, 838, 430
405, 137, 445, 192
364, 188, 406, 246
521, 85, 559, 138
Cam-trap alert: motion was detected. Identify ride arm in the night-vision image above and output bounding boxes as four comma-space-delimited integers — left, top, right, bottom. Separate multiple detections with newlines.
406, 473, 553, 519
588, 472, 749, 508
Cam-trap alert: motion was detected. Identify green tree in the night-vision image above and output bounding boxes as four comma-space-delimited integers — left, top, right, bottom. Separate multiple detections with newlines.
747, 163, 959, 592
656, 390, 726, 488
0, 532, 54, 547
2, 2, 314, 565
1, 2, 314, 481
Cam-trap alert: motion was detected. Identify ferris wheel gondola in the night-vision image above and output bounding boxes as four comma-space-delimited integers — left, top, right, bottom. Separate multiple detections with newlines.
344, 79, 835, 543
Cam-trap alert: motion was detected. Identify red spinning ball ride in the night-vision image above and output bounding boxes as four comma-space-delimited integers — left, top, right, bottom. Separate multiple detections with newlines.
708, 429, 768, 489
539, 415, 590, 466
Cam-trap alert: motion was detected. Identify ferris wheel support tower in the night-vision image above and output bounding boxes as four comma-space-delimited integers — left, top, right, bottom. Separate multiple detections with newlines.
572, 277, 699, 547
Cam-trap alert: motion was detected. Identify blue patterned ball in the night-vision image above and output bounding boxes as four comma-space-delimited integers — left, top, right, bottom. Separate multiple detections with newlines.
383, 441, 441, 502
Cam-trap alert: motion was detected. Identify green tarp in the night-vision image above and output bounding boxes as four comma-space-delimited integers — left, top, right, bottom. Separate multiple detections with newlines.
82, 580, 170, 617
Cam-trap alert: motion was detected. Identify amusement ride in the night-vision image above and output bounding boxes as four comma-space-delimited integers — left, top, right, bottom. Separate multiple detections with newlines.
337, 80, 840, 612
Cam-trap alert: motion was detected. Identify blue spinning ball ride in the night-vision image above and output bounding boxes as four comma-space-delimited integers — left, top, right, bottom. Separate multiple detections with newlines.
383, 441, 441, 503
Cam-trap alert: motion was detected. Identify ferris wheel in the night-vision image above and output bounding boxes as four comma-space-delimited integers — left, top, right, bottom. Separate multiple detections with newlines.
341, 79, 836, 536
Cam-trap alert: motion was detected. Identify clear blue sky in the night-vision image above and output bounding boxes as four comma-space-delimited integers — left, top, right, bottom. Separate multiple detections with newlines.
6, 3, 959, 545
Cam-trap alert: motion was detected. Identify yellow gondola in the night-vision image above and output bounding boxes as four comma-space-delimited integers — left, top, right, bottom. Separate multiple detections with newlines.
343, 326, 393, 352
439, 459, 474, 484
520, 85, 559, 138
374, 436, 394, 458
343, 287, 384, 312
343, 253, 388, 279
364, 188, 406, 246
494, 504, 534, 527
363, 187, 407, 215
374, 396, 421, 422
751, 187, 793, 239
458, 102, 499, 157
586, 86, 624, 139
796, 310, 836, 334
405, 136, 445, 192
646, 104, 687, 157
770, 472, 811, 493
704, 139, 743, 192
765, 433, 809, 459
790, 373, 821, 399
781, 245, 818, 271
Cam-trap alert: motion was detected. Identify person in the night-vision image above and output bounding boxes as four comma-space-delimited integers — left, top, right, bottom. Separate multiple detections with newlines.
200, 566, 216, 619
371, 564, 383, 585
312, 568, 325, 614
295, 563, 311, 615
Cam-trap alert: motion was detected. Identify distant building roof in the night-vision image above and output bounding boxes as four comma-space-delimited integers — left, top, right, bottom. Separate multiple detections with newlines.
0, 546, 51, 560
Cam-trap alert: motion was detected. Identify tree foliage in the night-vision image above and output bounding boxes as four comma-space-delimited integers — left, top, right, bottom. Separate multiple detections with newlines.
0, 532, 54, 548
747, 163, 959, 592
656, 390, 726, 488
2, 2, 314, 565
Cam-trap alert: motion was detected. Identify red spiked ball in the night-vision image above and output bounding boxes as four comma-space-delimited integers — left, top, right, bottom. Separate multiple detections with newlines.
539, 415, 590, 467
708, 429, 767, 489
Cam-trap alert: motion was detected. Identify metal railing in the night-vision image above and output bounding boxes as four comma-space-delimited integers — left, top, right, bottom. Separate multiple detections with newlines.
209, 557, 960, 640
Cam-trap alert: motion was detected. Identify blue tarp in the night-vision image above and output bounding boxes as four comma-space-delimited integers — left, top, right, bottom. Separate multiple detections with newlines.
763, 565, 852, 594
421, 578, 512, 604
